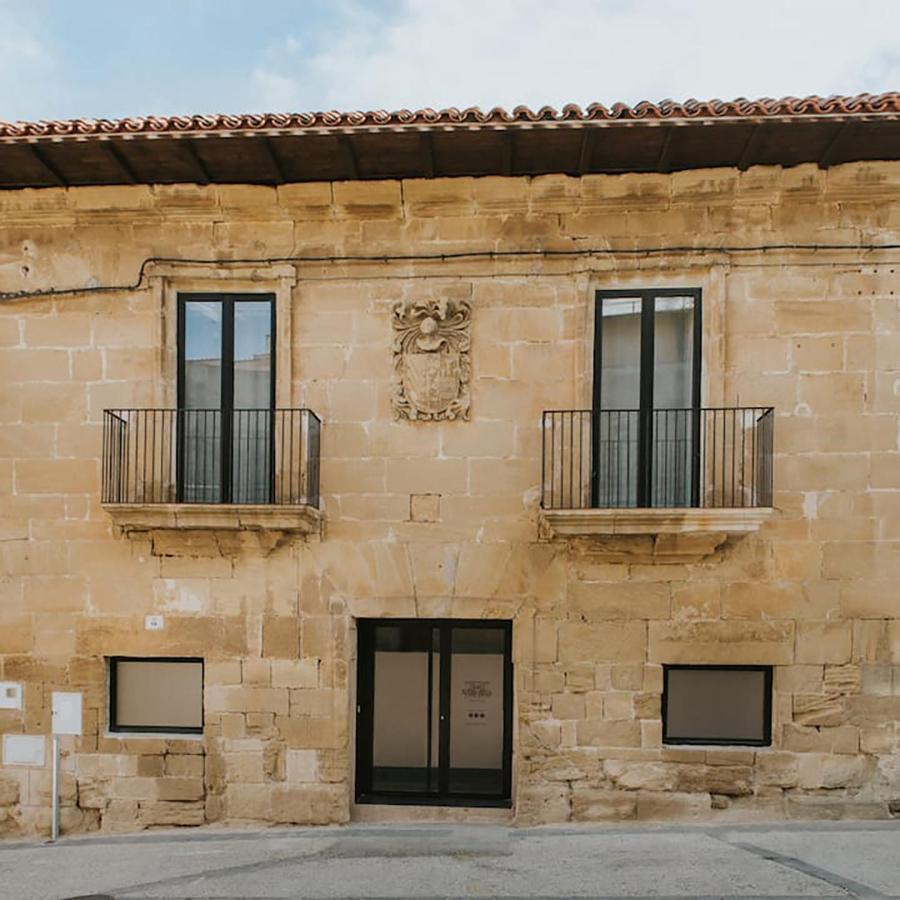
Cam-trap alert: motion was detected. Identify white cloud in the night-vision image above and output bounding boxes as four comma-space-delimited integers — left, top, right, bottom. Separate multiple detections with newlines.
249, 0, 900, 113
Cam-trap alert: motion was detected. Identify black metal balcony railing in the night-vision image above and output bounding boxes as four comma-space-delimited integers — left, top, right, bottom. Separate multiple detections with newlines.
541, 407, 774, 511
102, 409, 321, 507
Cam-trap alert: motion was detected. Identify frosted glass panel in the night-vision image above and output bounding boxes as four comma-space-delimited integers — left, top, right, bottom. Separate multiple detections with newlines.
599, 297, 641, 409
449, 628, 505, 795
371, 624, 438, 794
183, 302, 222, 502
653, 296, 694, 408
232, 302, 273, 503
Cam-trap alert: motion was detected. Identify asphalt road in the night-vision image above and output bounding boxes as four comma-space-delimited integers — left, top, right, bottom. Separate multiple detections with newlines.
0, 822, 898, 900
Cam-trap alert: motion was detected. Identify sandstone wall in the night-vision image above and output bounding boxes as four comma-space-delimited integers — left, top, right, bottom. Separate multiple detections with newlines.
0, 162, 898, 836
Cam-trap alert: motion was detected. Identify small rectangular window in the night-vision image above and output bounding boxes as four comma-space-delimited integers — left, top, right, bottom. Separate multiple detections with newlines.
662, 665, 771, 746
110, 657, 204, 734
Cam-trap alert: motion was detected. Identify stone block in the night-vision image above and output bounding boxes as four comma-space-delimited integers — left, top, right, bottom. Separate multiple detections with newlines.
271, 659, 320, 689
0, 777, 20, 807
571, 786, 636, 822
823, 664, 861, 695
262, 616, 299, 659
570, 582, 670, 621
796, 622, 852, 664
516, 783, 570, 825
551, 693, 585, 720
793, 694, 845, 727
605, 761, 678, 792
138, 800, 206, 827
648, 620, 795, 664
575, 719, 641, 748
285, 749, 319, 783
409, 493, 441, 523
636, 791, 711, 820
558, 622, 646, 664
225, 783, 270, 820
756, 752, 800, 787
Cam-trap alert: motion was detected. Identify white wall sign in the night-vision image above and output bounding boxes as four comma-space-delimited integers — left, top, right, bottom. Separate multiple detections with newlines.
51, 692, 82, 736
2, 734, 45, 766
0, 682, 22, 710
145, 615, 165, 631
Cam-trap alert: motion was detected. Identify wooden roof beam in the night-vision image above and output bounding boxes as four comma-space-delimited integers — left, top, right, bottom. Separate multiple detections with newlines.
818, 121, 855, 168
27, 142, 67, 186
737, 125, 764, 171
100, 140, 138, 183
178, 139, 212, 184
260, 137, 287, 183
340, 135, 359, 179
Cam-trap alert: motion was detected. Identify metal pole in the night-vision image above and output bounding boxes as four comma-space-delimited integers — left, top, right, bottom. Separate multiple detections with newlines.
50, 736, 60, 843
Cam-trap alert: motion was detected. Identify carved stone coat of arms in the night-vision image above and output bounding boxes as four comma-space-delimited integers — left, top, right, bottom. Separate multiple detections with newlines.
391, 299, 471, 421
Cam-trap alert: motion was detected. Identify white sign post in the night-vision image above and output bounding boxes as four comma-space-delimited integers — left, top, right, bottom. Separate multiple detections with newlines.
49, 692, 82, 842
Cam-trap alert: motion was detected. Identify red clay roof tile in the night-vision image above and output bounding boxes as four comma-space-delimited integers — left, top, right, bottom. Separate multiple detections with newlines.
2, 92, 897, 140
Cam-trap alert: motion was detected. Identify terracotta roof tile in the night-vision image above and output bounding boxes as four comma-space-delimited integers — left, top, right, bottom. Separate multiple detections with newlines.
2, 92, 898, 140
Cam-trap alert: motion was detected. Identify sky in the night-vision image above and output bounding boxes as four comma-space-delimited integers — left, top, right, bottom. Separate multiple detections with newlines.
1, 0, 898, 123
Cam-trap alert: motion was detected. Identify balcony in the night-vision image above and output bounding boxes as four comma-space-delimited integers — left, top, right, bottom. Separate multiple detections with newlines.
101, 408, 321, 535
539, 407, 774, 561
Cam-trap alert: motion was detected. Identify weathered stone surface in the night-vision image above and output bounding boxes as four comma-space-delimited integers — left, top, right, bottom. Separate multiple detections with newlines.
1, 163, 899, 836
570, 787, 636, 821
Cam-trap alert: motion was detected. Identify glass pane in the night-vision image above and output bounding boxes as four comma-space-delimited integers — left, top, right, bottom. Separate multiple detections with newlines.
232, 302, 273, 503
598, 298, 642, 508
449, 627, 505, 796
599, 297, 642, 409
653, 296, 694, 408
652, 296, 695, 507
371, 625, 438, 794
233, 302, 272, 409
665, 668, 768, 744
183, 302, 222, 502
115, 660, 203, 730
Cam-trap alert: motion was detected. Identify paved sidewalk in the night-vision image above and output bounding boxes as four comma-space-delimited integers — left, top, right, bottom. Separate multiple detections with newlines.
0, 822, 898, 900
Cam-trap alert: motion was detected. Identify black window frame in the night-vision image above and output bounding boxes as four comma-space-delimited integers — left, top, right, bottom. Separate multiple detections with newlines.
176, 292, 277, 504
108, 656, 205, 735
661, 663, 773, 747
592, 288, 703, 508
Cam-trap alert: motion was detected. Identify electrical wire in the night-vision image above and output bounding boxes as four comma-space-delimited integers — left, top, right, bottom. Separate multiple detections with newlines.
1, 243, 899, 303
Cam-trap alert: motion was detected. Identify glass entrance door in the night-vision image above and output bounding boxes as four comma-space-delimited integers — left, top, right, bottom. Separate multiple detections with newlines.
356, 619, 512, 807
592, 289, 701, 508
177, 294, 275, 503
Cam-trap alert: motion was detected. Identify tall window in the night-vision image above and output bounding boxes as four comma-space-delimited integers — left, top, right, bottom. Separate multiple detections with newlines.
177, 294, 275, 503
592, 289, 701, 508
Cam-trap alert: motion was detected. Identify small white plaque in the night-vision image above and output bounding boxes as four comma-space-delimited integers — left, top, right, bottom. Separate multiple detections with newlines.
145, 615, 165, 631
51, 692, 82, 736
0, 682, 22, 710
2, 734, 45, 766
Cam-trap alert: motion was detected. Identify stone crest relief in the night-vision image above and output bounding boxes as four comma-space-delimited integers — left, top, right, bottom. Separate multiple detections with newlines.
391, 299, 471, 421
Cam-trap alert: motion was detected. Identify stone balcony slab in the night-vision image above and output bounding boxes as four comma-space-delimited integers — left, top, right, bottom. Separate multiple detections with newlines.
538, 507, 773, 563
103, 503, 321, 536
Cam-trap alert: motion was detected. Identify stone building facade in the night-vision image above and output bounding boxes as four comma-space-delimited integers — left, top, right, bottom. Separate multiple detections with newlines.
0, 96, 899, 837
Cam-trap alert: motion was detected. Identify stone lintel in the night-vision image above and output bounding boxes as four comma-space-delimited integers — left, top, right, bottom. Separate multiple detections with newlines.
103, 503, 321, 535
539, 507, 773, 563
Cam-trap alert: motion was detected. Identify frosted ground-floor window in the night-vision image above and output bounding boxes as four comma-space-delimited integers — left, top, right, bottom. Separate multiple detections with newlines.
662, 665, 772, 746
109, 657, 204, 734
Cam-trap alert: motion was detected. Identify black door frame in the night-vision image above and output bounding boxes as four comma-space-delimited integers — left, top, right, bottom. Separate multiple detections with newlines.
591, 288, 702, 508
355, 618, 513, 808
176, 292, 276, 503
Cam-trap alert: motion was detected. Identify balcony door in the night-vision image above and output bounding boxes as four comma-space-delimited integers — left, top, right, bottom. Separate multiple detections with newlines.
355, 619, 513, 807
592, 289, 701, 508
177, 294, 275, 504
